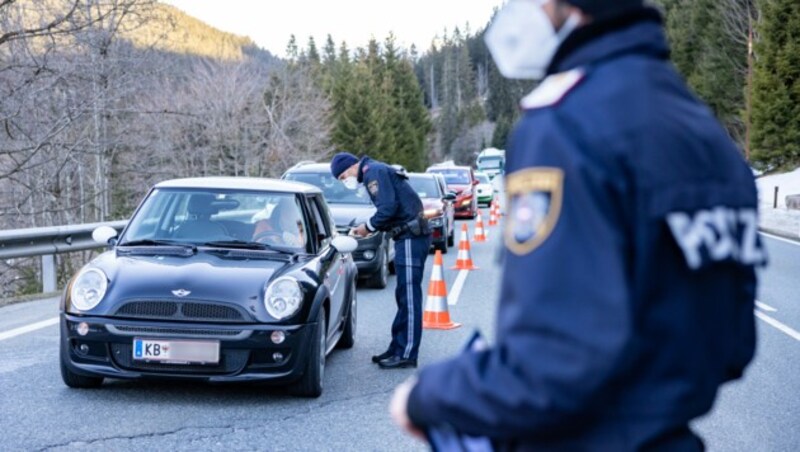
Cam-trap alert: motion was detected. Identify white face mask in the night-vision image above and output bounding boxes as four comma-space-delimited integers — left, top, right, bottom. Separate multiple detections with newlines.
342, 176, 359, 190
485, 0, 581, 80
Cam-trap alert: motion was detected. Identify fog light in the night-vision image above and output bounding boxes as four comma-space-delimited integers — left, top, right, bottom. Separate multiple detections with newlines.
271, 331, 286, 345
78, 344, 90, 355
77, 322, 90, 336
363, 250, 375, 260
272, 352, 284, 362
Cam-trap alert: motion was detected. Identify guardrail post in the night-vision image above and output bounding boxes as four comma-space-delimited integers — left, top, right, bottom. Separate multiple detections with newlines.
774, 186, 779, 209
42, 254, 56, 293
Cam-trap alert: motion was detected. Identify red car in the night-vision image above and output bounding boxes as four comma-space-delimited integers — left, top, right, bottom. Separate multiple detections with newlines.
426, 165, 479, 219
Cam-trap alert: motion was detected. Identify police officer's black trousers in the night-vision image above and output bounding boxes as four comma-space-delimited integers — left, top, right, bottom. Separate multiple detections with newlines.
390, 235, 431, 360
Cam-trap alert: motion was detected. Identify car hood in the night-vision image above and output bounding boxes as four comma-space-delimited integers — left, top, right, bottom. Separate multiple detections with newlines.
329, 203, 376, 227
422, 199, 444, 210
448, 184, 471, 194
86, 250, 290, 312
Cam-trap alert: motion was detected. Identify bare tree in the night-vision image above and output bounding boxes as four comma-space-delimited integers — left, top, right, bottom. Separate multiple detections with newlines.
718, 0, 760, 159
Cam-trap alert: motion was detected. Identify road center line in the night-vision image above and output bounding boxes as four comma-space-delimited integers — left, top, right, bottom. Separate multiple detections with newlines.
759, 231, 800, 247
448, 270, 469, 306
755, 301, 777, 312
755, 311, 800, 342
0, 317, 59, 342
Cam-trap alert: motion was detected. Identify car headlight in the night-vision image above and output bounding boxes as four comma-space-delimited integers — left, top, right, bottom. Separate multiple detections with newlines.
264, 277, 303, 320
461, 199, 472, 207
424, 208, 443, 219
429, 217, 444, 227
69, 268, 108, 312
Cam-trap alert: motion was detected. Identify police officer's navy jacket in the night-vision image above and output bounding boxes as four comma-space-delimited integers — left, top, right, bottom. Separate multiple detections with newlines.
407, 8, 765, 449
359, 157, 423, 239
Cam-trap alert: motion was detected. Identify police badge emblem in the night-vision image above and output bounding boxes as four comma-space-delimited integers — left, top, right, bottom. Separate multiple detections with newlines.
505, 168, 564, 255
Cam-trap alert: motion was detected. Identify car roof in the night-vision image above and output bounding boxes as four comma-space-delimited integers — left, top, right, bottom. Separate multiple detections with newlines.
427, 165, 472, 171
155, 177, 322, 194
284, 163, 332, 173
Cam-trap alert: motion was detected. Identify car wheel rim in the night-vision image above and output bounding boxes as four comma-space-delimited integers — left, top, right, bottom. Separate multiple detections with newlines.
319, 319, 326, 382
381, 250, 389, 284
351, 283, 357, 334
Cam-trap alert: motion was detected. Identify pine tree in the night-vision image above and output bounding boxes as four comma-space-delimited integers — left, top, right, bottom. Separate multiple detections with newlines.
751, 0, 800, 168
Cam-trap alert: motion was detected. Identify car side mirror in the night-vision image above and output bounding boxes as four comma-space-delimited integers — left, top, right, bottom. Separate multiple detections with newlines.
331, 236, 358, 253
443, 193, 456, 201
92, 226, 118, 246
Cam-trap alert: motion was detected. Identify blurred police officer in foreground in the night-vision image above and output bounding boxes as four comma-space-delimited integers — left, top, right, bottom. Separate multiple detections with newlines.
331, 153, 431, 369
390, 0, 766, 449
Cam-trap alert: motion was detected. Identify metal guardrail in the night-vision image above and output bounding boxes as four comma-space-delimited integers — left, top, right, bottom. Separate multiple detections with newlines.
0, 220, 127, 292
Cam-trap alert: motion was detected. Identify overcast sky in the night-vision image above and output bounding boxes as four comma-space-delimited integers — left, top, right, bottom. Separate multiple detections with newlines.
161, 0, 503, 57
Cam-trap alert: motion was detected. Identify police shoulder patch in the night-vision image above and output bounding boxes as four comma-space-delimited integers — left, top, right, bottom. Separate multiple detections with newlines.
368, 180, 379, 195
505, 168, 564, 256
520, 69, 585, 111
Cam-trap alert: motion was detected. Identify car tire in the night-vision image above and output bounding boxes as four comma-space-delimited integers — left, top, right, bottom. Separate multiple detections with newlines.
289, 312, 326, 398
60, 347, 103, 389
447, 224, 455, 247
337, 280, 357, 349
437, 239, 448, 254
366, 248, 389, 289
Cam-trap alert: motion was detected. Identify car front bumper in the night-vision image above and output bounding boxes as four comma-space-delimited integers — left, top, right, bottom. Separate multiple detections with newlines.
454, 201, 475, 218
349, 232, 386, 277
60, 313, 315, 383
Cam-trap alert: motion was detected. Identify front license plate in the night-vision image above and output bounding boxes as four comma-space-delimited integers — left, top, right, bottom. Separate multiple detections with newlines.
133, 338, 220, 364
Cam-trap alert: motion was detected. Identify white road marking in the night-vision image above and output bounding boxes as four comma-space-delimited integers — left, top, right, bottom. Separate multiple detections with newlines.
448, 270, 469, 306
0, 317, 59, 342
759, 231, 800, 247
755, 311, 800, 342
755, 301, 777, 312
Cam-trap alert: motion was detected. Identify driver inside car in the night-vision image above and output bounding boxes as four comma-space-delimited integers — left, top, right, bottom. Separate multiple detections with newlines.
252, 198, 306, 248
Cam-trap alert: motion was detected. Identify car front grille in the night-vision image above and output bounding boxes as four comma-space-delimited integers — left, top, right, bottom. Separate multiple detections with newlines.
108, 325, 249, 339
114, 300, 248, 323
111, 343, 249, 374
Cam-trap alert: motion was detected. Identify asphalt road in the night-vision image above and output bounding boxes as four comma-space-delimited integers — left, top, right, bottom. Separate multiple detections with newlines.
1, 221, 798, 451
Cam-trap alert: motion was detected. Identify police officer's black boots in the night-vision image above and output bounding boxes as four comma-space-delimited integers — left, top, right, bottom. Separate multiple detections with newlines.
371, 350, 394, 363
377, 356, 417, 369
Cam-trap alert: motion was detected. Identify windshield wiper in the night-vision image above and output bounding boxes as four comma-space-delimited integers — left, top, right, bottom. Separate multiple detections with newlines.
201, 240, 296, 254
118, 239, 195, 250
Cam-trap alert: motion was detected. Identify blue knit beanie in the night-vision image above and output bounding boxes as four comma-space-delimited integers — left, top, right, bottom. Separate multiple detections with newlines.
566, 0, 643, 19
331, 152, 359, 178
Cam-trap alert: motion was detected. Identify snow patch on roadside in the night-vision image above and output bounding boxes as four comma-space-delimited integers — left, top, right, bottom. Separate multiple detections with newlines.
756, 168, 800, 238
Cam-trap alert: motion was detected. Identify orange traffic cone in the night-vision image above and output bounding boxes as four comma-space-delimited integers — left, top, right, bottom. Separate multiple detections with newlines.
452, 224, 479, 270
423, 250, 461, 330
473, 211, 488, 242
488, 200, 498, 227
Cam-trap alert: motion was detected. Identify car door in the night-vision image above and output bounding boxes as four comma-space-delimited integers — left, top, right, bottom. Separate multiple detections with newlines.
308, 195, 346, 337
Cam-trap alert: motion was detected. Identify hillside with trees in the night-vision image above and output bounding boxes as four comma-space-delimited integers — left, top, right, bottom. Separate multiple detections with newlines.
2, 0, 799, 296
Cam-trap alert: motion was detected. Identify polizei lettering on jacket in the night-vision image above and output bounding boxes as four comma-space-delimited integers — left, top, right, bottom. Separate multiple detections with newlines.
666, 207, 766, 270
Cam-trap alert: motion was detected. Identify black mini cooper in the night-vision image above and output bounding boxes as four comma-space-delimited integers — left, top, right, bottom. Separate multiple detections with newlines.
60, 178, 359, 397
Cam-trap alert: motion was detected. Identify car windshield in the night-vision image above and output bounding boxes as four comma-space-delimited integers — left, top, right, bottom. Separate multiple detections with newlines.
475, 174, 490, 184
121, 188, 308, 252
407, 176, 440, 199
285, 172, 372, 205
478, 157, 503, 169
428, 168, 471, 185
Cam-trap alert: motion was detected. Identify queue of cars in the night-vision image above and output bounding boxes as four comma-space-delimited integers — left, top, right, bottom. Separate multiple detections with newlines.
59, 160, 494, 397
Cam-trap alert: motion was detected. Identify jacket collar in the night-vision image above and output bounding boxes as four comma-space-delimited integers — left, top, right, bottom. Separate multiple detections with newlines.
547, 7, 668, 75
357, 157, 372, 183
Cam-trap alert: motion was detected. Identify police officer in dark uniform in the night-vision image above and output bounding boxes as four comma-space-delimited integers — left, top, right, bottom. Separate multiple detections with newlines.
390, 0, 766, 449
331, 152, 431, 369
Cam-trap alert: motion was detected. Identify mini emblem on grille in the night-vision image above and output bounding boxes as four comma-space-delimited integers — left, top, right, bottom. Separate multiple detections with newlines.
171, 289, 191, 298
